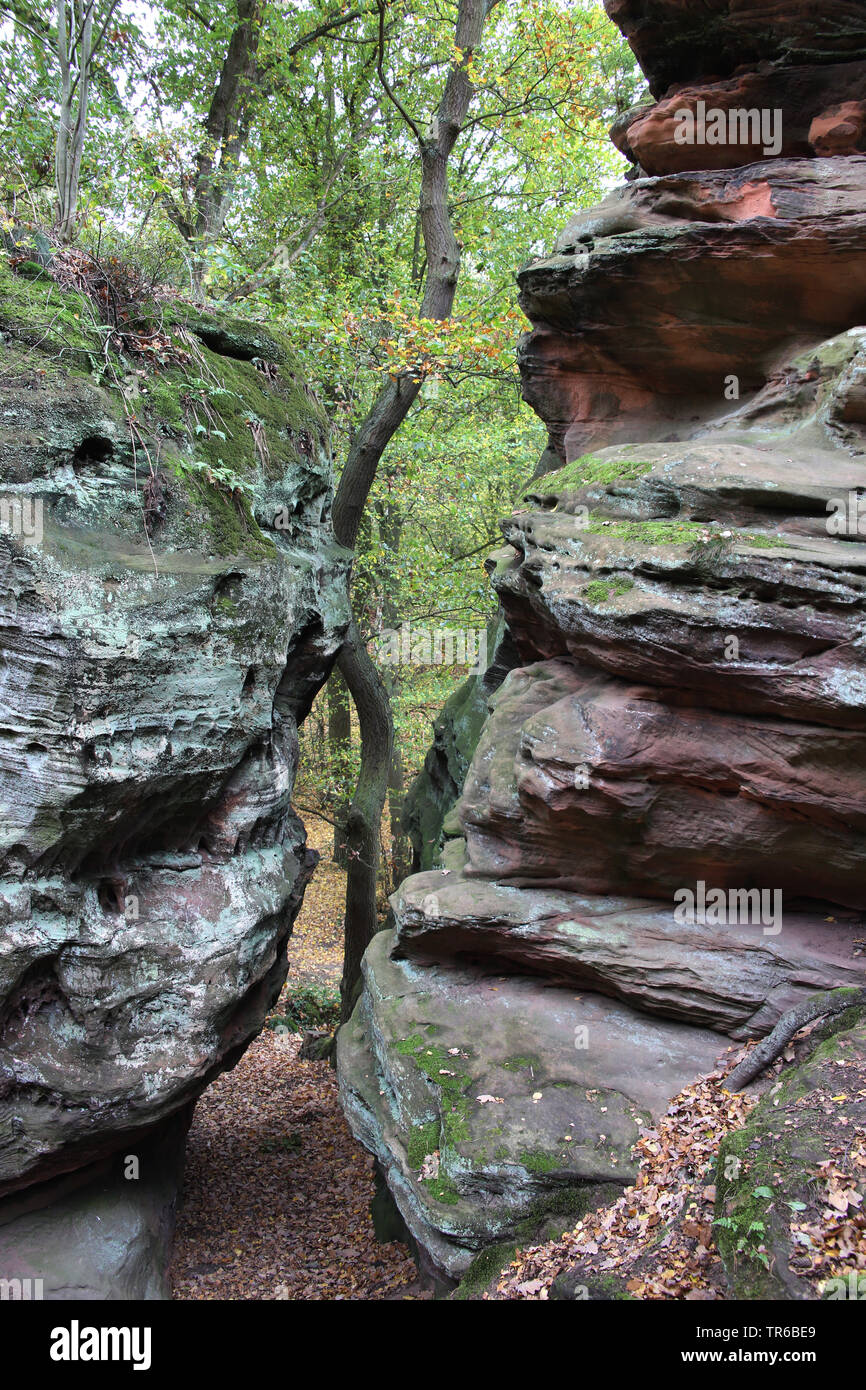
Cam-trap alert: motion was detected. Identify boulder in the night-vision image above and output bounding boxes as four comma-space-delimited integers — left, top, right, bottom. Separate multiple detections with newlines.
0, 1109, 191, 1300
603, 0, 866, 97
0, 259, 349, 1275
338, 931, 726, 1279
519, 159, 866, 464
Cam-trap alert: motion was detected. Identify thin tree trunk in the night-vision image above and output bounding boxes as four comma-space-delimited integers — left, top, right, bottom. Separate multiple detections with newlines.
376, 495, 411, 888
155, 3, 365, 292
386, 733, 412, 888
332, 0, 492, 1015
327, 667, 352, 867
55, 0, 118, 242
725, 987, 866, 1092
336, 617, 393, 1023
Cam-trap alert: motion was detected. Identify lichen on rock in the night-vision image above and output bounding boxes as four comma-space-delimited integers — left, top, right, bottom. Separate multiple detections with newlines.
0, 261, 350, 1285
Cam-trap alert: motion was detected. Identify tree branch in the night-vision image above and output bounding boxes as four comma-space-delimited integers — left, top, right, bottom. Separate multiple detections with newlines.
375, 0, 424, 146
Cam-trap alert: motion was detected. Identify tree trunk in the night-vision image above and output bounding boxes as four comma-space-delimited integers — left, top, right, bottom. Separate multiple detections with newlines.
327, 667, 351, 867
386, 734, 412, 888
336, 617, 394, 1023
725, 987, 866, 1092
157, 3, 365, 294
331, 0, 491, 1013
55, 0, 94, 241
376, 494, 412, 888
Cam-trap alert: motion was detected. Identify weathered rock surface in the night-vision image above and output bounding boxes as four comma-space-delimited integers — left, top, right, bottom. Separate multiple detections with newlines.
520, 159, 866, 465
338, 930, 726, 1278
0, 1108, 191, 1299
392, 871, 865, 1039
340, 2, 866, 1284
605, 0, 866, 175
605, 0, 866, 98
455, 658, 866, 904
0, 261, 348, 1230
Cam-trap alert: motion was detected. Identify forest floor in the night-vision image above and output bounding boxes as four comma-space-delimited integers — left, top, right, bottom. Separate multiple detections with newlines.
169, 813, 421, 1301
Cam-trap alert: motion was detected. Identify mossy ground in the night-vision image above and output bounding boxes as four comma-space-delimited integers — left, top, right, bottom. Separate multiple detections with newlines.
0, 256, 97, 366
583, 576, 635, 604
714, 1003, 866, 1300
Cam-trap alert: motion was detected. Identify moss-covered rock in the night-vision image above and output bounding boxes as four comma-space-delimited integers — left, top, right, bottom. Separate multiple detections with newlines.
338, 930, 726, 1280
0, 260, 350, 1207
402, 615, 518, 871
0, 255, 334, 563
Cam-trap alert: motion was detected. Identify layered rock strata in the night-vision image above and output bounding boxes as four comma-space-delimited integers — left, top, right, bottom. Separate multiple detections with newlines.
340, 0, 866, 1282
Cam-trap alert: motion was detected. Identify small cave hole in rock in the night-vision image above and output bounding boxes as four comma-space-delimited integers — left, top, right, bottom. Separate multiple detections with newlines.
72, 435, 114, 471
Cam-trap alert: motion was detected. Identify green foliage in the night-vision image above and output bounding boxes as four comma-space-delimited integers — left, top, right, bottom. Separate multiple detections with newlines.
712, 1212, 771, 1270
267, 982, 341, 1034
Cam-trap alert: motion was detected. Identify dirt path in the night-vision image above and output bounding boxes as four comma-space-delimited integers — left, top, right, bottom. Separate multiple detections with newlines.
170, 815, 419, 1300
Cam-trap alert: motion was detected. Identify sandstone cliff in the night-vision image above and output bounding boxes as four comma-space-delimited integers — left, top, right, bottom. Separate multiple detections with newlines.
339, 0, 866, 1283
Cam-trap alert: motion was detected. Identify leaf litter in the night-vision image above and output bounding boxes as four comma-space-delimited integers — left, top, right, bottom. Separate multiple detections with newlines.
170, 814, 420, 1300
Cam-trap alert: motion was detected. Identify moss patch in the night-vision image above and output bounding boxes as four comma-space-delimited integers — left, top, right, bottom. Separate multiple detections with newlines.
0, 255, 99, 367
585, 517, 791, 552
408, 1120, 441, 1170
583, 576, 635, 604
587, 518, 706, 545
520, 1149, 563, 1175
423, 1175, 460, 1206
526, 452, 655, 498
502, 1055, 538, 1072
173, 464, 276, 560
396, 1034, 472, 1151
452, 1242, 518, 1299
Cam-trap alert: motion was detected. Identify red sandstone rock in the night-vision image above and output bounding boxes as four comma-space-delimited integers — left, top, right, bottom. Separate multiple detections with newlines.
604, 0, 866, 97
392, 869, 866, 1038
615, 68, 866, 176
456, 660, 866, 907
810, 100, 866, 155
518, 158, 866, 463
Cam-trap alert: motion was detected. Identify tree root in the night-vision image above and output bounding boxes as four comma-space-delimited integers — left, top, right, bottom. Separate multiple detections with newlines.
725, 987, 866, 1092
